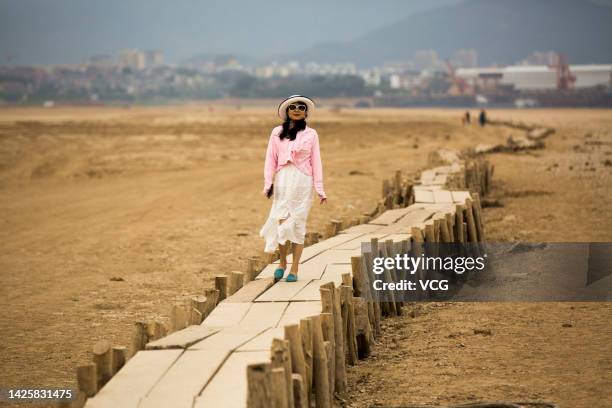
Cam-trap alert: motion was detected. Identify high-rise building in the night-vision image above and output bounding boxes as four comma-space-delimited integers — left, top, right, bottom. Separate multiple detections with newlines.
413, 50, 439, 71
453, 49, 478, 68
145, 50, 163, 67
119, 49, 146, 70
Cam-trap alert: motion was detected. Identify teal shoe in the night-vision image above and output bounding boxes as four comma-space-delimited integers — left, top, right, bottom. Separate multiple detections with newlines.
273, 267, 285, 281
286, 273, 298, 282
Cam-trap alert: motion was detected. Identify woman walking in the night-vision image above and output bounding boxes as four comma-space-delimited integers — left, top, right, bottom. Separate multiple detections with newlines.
259, 95, 327, 282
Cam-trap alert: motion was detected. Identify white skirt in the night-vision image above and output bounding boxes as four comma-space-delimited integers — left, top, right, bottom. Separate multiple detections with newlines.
259, 163, 314, 253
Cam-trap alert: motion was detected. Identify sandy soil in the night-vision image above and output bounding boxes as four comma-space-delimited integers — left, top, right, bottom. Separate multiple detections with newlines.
0, 106, 610, 407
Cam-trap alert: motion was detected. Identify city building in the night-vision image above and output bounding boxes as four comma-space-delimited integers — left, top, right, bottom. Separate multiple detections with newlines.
457, 64, 612, 91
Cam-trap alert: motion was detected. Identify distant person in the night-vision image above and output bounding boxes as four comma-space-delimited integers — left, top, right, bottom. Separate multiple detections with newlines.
464, 111, 471, 125
479, 109, 487, 126
259, 95, 327, 283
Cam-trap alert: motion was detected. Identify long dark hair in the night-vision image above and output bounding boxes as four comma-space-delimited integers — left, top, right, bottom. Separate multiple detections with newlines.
279, 103, 307, 141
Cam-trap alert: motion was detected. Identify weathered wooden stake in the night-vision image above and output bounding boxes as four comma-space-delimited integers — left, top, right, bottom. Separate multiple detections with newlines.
133, 320, 148, 353
270, 367, 289, 408
111, 346, 127, 376
214, 275, 228, 301
76, 363, 97, 397
171, 303, 189, 332
92, 340, 112, 389
271, 338, 294, 408
246, 256, 261, 281
353, 296, 372, 358
308, 315, 331, 408
292, 374, 308, 408
299, 318, 313, 394
247, 363, 272, 408
320, 312, 335, 397
332, 286, 347, 394
203, 288, 219, 315
228, 271, 245, 296
284, 324, 308, 402
340, 285, 358, 365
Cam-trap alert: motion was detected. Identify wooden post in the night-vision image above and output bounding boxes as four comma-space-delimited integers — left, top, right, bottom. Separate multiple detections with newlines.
319, 288, 333, 314
350, 256, 365, 297
154, 319, 167, 339
472, 192, 486, 242
203, 289, 219, 315
270, 367, 289, 408
445, 213, 455, 242
171, 303, 189, 332
92, 340, 112, 389
382, 179, 390, 198
271, 339, 294, 408
247, 363, 272, 408
410, 228, 427, 301
325, 223, 335, 239
76, 364, 97, 397
324, 341, 334, 403
378, 242, 397, 316
393, 170, 402, 206
292, 374, 308, 408
433, 218, 441, 243
439, 216, 451, 242
299, 318, 313, 394
111, 346, 127, 376
455, 205, 465, 243
384, 239, 403, 313
340, 285, 358, 365
284, 324, 308, 401
332, 286, 347, 394
146, 320, 159, 341
464, 198, 481, 257
228, 271, 245, 296
133, 320, 148, 353
353, 296, 372, 358
361, 252, 381, 337
308, 315, 331, 408
246, 256, 261, 281
331, 219, 343, 235
320, 312, 335, 397
190, 296, 207, 324
424, 224, 435, 244
341, 273, 352, 288
214, 275, 228, 302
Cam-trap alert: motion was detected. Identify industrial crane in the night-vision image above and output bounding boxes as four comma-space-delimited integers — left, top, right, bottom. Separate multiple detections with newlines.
550, 53, 576, 91
445, 59, 474, 96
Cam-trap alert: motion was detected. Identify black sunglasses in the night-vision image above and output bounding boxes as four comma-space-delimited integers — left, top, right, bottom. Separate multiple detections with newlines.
288, 104, 307, 112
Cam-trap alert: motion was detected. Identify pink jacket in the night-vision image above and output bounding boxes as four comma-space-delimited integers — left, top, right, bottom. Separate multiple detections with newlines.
263, 125, 326, 199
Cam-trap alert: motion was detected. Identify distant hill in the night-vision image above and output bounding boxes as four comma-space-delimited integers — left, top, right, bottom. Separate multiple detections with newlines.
289, 0, 612, 67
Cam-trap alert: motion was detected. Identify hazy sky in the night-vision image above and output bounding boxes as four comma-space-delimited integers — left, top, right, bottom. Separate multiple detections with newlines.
1, 0, 611, 66
0, 0, 461, 65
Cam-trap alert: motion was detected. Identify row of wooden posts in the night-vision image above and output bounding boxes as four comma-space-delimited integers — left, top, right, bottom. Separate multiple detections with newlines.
68, 151, 490, 407
247, 271, 368, 408
246, 227, 484, 408
66, 178, 394, 407
244, 166, 491, 408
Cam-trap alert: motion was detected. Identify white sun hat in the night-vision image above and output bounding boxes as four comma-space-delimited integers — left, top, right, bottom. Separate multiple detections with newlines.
277, 95, 315, 120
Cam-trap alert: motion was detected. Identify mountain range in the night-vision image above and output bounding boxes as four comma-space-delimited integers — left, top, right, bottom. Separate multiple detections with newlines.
289, 0, 612, 67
